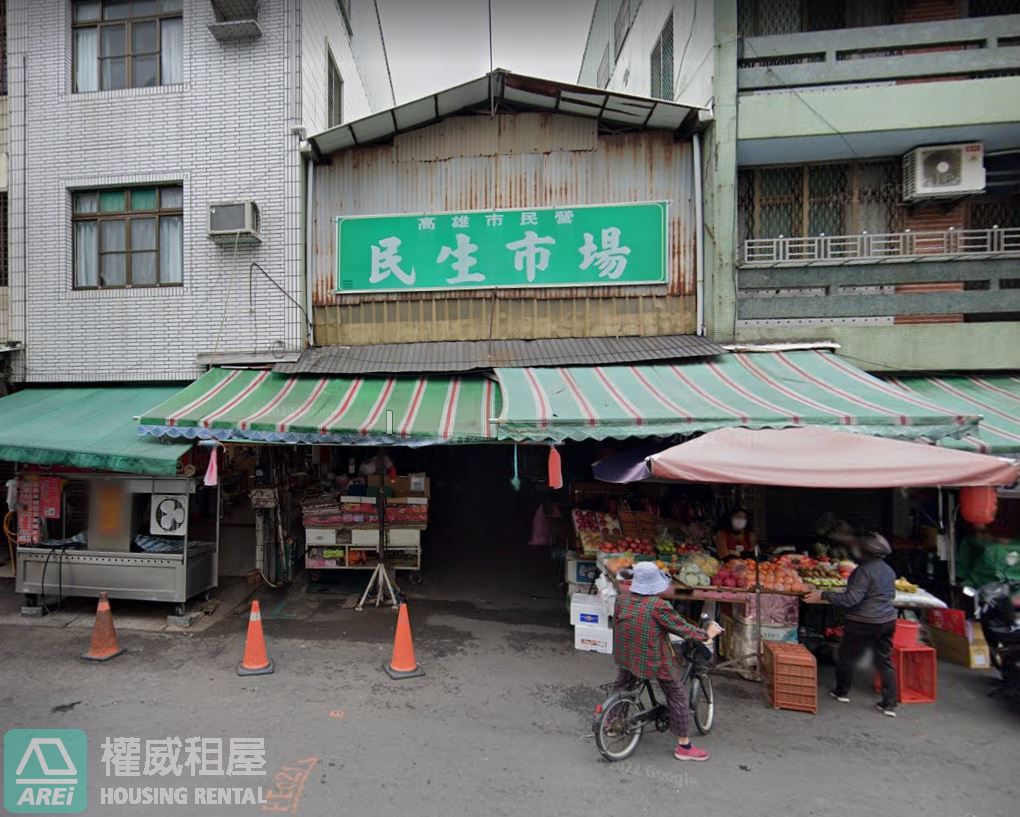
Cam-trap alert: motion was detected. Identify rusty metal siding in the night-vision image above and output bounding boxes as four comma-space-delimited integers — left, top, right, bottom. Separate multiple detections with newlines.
310, 112, 697, 342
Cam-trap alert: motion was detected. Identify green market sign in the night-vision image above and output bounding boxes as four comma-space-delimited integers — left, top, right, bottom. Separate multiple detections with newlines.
336, 202, 668, 293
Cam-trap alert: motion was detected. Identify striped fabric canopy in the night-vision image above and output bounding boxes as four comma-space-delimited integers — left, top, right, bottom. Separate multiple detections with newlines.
137, 368, 499, 445
495, 351, 977, 442
887, 375, 1020, 455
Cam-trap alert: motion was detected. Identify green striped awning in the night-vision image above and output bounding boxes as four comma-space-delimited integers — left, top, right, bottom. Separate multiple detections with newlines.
137, 368, 499, 446
0, 386, 192, 475
495, 350, 977, 442
887, 375, 1020, 455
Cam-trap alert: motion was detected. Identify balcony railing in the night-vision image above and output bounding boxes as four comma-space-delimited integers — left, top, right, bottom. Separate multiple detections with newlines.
738, 14, 1020, 90
742, 227, 1020, 267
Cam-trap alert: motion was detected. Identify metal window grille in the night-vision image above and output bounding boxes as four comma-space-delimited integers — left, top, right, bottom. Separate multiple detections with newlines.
738, 0, 895, 37
650, 13, 673, 99
0, 0, 6, 95
968, 199, 1020, 229
967, 0, 1020, 16
596, 42, 611, 88
327, 49, 343, 128
738, 160, 904, 241
336, 0, 352, 36
614, 0, 631, 58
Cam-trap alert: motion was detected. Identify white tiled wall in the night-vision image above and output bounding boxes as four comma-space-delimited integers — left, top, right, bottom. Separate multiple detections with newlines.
6, 0, 386, 383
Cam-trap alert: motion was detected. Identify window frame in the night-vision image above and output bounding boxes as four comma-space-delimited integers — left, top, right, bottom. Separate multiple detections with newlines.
650, 13, 674, 100
336, 0, 353, 37
72, 1, 183, 93
72, 185, 184, 290
326, 46, 344, 129
739, 160, 904, 241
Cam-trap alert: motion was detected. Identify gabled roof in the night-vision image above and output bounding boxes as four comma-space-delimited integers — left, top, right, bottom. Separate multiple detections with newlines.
307, 69, 702, 157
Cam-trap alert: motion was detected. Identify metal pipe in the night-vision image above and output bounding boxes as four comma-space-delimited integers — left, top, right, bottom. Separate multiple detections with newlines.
692, 130, 706, 336
304, 157, 316, 347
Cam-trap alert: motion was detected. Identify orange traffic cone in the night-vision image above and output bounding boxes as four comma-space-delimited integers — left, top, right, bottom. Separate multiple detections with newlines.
237, 600, 274, 676
384, 603, 425, 679
81, 592, 125, 662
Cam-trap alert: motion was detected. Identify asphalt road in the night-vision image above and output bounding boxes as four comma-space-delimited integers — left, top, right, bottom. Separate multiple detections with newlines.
2, 595, 1018, 817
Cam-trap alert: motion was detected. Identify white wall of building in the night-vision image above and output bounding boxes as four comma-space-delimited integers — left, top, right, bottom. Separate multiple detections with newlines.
6, 0, 388, 383
579, 0, 715, 109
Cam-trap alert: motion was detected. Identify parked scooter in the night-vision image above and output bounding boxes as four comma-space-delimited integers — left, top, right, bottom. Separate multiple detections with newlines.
964, 580, 1020, 699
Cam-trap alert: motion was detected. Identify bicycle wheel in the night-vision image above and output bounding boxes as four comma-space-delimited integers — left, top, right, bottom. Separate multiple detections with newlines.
594, 693, 645, 761
690, 674, 715, 735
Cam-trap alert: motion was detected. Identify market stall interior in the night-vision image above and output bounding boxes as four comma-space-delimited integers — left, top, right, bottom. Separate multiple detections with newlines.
573, 427, 1019, 707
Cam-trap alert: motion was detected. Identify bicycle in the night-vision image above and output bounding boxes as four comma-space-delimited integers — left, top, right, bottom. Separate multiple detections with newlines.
592, 635, 716, 762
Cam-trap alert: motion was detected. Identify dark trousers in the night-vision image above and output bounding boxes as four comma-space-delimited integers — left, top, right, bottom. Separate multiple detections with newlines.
614, 666, 691, 738
836, 619, 898, 708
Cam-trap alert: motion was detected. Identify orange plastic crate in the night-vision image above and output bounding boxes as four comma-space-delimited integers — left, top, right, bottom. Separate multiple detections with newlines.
767, 685, 818, 714
764, 642, 818, 714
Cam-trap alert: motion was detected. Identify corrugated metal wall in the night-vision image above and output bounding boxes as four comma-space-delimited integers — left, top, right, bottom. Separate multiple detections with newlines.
310, 112, 697, 345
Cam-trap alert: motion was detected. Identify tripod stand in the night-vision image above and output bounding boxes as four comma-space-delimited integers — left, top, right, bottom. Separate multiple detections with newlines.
355, 492, 400, 611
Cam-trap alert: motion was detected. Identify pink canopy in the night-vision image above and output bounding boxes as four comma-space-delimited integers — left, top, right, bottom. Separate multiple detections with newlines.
648, 427, 1019, 488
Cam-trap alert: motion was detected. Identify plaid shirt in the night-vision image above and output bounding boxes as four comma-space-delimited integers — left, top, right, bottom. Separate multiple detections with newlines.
613, 593, 707, 680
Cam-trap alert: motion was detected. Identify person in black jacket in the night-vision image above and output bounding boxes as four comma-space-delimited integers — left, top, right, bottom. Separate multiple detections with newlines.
805, 527, 899, 717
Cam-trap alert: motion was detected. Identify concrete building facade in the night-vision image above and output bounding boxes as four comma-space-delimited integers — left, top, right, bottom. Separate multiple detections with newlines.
580, 0, 1020, 372
3, 0, 392, 384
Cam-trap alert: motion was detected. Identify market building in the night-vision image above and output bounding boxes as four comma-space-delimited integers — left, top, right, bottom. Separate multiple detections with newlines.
13, 69, 999, 628
0, 6, 1017, 706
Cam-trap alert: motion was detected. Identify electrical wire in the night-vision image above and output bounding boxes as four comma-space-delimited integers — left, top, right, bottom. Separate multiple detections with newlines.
672, 1, 697, 97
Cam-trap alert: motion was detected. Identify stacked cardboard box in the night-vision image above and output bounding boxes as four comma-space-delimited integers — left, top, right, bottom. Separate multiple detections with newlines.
926, 609, 990, 669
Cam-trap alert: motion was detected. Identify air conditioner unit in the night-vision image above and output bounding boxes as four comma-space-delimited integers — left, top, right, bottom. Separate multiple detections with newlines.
902, 143, 985, 201
208, 201, 261, 244
151, 494, 189, 537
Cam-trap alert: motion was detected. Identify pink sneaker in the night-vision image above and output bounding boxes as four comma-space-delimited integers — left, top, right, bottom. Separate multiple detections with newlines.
674, 743, 710, 762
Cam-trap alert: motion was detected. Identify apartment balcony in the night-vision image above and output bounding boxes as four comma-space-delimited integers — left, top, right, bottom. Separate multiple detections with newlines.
738, 15, 1020, 91
734, 227, 1020, 371
735, 16, 1020, 164
742, 226, 1020, 267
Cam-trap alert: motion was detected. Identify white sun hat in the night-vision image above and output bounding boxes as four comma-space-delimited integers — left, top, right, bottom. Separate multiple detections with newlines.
630, 561, 671, 596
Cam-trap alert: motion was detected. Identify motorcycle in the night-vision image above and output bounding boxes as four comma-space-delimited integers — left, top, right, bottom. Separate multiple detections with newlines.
964, 580, 1020, 699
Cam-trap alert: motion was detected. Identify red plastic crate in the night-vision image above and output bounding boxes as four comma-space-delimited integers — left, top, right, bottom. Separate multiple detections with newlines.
873, 644, 937, 704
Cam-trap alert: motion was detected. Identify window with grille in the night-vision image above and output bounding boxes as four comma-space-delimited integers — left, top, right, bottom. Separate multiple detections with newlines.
72, 186, 184, 289
967, 199, 1020, 229
738, 161, 903, 243
650, 13, 674, 100
73, 1, 183, 93
613, 0, 632, 58
327, 49, 343, 128
968, 0, 1020, 16
738, 0, 894, 37
336, 0, 353, 36
596, 42, 611, 88
0, 192, 7, 288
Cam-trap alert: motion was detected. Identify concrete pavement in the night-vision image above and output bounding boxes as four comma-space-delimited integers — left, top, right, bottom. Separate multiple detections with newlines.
1, 581, 1018, 817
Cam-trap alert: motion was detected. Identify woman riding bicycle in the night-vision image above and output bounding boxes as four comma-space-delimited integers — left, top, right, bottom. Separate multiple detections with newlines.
612, 562, 723, 762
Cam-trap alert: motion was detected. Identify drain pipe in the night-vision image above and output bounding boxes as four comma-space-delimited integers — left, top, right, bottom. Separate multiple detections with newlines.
304, 153, 315, 347
692, 130, 706, 337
